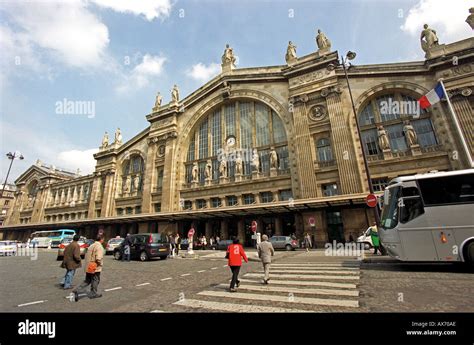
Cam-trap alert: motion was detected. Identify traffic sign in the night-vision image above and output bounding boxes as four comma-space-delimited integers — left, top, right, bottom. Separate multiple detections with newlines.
366, 194, 378, 208
251, 220, 257, 232
308, 217, 316, 227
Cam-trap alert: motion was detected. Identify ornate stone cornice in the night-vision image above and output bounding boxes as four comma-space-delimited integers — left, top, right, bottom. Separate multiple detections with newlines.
148, 131, 178, 145
447, 87, 472, 98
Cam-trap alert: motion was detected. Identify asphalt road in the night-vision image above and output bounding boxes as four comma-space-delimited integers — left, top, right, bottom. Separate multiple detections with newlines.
0, 248, 473, 313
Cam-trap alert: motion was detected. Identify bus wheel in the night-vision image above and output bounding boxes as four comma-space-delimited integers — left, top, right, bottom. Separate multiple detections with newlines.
465, 242, 474, 265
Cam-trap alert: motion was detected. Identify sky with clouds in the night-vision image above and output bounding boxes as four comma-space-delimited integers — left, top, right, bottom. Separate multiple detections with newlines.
0, 0, 472, 182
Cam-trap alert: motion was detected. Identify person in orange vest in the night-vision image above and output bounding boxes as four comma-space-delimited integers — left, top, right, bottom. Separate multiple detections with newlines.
226, 237, 248, 292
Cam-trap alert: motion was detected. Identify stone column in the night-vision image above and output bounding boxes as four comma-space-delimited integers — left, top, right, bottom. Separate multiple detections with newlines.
205, 222, 212, 240
237, 219, 245, 245
326, 90, 365, 194
450, 93, 474, 167
220, 220, 229, 240
161, 132, 178, 212
142, 141, 157, 213
291, 98, 320, 198
275, 217, 283, 235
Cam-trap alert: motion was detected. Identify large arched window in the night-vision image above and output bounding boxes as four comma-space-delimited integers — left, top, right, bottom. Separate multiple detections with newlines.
121, 154, 145, 195
359, 92, 437, 155
185, 100, 288, 184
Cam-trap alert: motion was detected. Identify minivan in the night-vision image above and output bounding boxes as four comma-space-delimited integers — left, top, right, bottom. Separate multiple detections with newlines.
113, 233, 170, 261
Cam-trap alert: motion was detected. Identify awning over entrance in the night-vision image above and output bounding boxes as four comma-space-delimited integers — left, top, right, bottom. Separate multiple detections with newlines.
1, 194, 368, 231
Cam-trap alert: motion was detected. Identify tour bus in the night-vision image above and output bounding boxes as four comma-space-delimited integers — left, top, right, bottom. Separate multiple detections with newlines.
30, 229, 76, 248
379, 169, 474, 264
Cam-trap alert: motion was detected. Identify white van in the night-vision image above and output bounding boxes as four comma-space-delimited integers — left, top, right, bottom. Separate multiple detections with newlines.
357, 227, 373, 249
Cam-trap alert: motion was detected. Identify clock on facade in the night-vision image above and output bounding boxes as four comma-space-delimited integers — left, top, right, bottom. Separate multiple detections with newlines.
226, 135, 236, 147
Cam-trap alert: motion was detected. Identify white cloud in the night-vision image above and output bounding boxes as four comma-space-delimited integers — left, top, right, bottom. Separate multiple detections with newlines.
116, 54, 166, 93
2, 1, 110, 68
400, 0, 472, 42
90, 0, 172, 21
186, 63, 221, 82
57, 148, 99, 174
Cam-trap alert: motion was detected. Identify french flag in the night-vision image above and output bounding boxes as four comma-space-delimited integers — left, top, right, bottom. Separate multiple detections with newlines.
418, 82, 446, 110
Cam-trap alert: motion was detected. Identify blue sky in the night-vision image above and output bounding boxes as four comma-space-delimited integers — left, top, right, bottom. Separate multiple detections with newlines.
0, 0, 472, 182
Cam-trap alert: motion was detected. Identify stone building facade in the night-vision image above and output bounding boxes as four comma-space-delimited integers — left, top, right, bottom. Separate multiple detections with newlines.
2, 29, 473, 246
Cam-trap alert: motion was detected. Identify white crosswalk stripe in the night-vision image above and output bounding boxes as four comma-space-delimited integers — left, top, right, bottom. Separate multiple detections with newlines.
173, 260, 361, 312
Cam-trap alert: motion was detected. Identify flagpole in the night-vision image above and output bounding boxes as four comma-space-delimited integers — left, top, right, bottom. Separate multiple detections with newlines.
438, 79, 474, 168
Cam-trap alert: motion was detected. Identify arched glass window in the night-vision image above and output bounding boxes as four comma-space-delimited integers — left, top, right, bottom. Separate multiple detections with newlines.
121, 155, 144, 195
185, 100, 288, 184
316, 138, 333, 162
359, 91, 438, 155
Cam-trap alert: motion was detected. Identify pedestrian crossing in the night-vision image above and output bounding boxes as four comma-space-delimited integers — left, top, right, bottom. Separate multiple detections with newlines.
173, 260, 361, 312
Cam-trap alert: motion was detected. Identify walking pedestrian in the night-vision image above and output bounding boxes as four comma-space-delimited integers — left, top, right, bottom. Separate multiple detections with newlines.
257, 234, 274, 284
73, 233, 105, 301
60, 234, 82, 290
175, 233, 181, 255
304, 233, 312, 252
226, 237, 248, 292
369, 222, 381, 255
170, 233, 176, 257
122, 233, 131, 262
202, 236, 207, 250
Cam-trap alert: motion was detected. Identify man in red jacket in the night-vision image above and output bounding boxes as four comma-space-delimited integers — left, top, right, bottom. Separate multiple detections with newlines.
226, 237, 248, 292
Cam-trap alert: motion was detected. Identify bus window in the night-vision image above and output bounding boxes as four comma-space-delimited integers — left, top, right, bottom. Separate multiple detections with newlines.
418, 174, 474, 206
381, 186, 400, 229
400, 196, 424, 223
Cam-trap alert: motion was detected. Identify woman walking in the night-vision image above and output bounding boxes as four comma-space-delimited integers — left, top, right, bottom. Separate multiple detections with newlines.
226, 237, 248, 292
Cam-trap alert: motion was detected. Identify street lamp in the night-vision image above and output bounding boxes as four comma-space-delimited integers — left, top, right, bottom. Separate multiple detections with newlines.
333, 52, 381, 226
1, 151, 24, 198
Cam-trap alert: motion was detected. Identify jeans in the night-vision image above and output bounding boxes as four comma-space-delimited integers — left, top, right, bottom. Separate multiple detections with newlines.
229, 266, 241, 289
75, 272, 101, 298
63, 269, 76, 288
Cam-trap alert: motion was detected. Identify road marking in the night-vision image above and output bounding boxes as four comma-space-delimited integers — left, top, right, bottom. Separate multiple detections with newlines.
18, 300, 46, 307
238, 278, 356, 289
181, 273, 191, 277
216, 284, 359, 297
222, 264, 228, 267
174, 299, 314, 313
210, 267, 218, 270
197, 291, 358, 308
272, 263, 359, 267
197, 270, 207, 273
244, 273, 359, 280
270, 266, 358, 270
150, 310, 164, 313
136, 282, 151, 286
161, 277, 172, 281
267, 270, 358, 275
105, 287, 122, 292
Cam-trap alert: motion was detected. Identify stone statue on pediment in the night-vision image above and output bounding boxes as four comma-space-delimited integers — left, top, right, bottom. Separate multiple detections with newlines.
270, 148, 278, 169
403, 121, 418, 146
235, 152, 243, 175
222, 44, 236, 66
251, 149, 260, 173
192, 162, 199, 182
114, 128, 122, 145
171, 85, 180, 103
101, 132, 109, 149
316, 29, 331, 50
154, 92, 163, 108
205, 160, 212, 179
467, 8, 474, 30
420, 24, 439, 52
219, 154, 228, 178
285, 41, 297, 63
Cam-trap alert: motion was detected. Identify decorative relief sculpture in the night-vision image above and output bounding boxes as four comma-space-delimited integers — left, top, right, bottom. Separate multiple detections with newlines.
420, 24, 439, 53
192, 162, 199, 182
270, 148, 278, 169
309, 105, 327, 121
219, 154, 228, 178
316, 29, 331, 51
251, 149, 260, 172
377, 125, 391, 151
285, 41, 297, 64
403, 120, 418, 146
235, 152, 243, 175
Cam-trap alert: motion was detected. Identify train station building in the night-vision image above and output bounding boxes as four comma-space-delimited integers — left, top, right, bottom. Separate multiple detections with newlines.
2, 26, 473, 246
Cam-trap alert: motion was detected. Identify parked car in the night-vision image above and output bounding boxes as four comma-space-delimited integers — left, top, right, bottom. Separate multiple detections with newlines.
56, 237, 88, 260
215, 239, 233, 251
0, 241, 18, 256
113, 233, 170, 261
106, 237, 124, 255
269, 236, 298, 251
356, 227, 373, 249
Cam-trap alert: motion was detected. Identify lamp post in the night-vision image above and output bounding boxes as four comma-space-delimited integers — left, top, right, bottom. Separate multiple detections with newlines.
1, 151, 24, 198
338, 52, 381, 226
